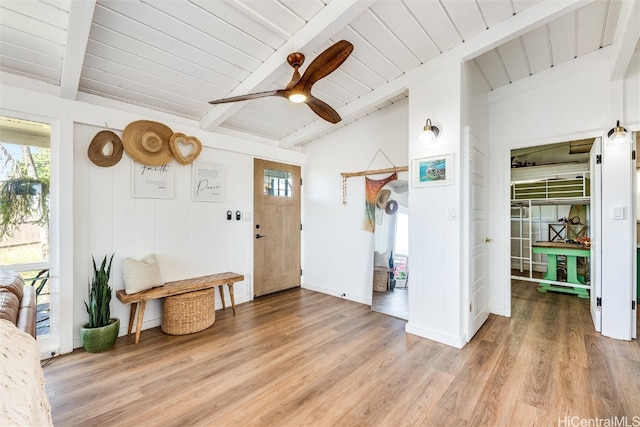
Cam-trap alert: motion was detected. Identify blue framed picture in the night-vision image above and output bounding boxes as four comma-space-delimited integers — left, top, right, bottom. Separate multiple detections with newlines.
413, 153, 453, 187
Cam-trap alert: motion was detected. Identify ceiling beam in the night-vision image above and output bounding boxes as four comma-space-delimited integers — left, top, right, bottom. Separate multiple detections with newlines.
199, 0, 374, 132
609, 0, 640, 81
280, 0, 593, 148
59, 0, 96, 100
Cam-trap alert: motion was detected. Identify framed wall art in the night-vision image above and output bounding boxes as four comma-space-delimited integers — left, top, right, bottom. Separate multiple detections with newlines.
413, 153, 453, 187
192, 161, 224, 202
131, 160, 175, 198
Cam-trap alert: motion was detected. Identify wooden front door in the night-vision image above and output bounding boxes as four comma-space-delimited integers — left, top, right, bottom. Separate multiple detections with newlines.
253, 159, 301, 297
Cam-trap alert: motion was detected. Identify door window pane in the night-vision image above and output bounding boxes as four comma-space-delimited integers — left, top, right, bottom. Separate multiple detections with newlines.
264, 168, 293, 197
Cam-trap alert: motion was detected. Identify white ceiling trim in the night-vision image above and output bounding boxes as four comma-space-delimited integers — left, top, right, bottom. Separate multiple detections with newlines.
609, 0, 640, 81
199, 0, 375, 132
59, 0, 96, 100
279, 0, 592, 148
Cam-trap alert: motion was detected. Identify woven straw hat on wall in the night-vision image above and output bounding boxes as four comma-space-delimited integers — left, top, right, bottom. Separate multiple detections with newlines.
122, 120, 173, 166
87, 130, 124, 167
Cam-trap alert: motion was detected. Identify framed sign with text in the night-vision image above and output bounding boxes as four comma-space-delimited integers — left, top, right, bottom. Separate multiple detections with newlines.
192, 161, 224, 202
131, 160, 175, 199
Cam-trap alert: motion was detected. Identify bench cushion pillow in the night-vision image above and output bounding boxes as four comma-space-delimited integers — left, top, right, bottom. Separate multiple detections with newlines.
122, 254, 164, 294
374, 251, 389, 267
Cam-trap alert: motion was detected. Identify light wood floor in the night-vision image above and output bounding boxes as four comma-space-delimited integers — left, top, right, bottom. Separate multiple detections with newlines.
372, 287, 408, 320
44, 282, 640, 426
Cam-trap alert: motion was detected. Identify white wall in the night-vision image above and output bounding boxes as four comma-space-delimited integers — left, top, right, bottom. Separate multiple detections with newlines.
1, 84, 305, 352
407, 63, 465, 347
302, 100, 408, 305
74, 124, 251, 346
488, 47, 639, 339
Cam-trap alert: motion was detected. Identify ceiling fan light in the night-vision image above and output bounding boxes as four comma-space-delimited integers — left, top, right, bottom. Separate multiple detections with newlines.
289, 93, 307, 103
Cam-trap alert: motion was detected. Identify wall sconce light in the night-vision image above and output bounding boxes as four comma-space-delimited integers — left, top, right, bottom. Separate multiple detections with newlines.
419, 119, 441, 143
607, 120, 629, 145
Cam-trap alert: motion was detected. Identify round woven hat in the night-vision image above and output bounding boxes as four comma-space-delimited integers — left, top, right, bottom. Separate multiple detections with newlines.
376, 189, 391, 209
122, 120, 173, 166
87, 130, 124, 167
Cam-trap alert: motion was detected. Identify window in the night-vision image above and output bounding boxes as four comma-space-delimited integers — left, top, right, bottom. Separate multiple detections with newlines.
263, 168, 293, 197
0, 116, 51, 337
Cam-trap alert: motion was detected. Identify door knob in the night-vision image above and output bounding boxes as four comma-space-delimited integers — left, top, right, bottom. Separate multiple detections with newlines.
256, 234, 267, 239
485, 238, 493, 243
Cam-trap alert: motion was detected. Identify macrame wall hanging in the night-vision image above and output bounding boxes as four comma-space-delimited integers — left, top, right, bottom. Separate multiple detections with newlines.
340, 149, 408, 232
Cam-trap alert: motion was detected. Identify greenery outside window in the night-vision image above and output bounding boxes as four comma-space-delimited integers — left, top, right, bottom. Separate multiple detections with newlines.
0, 116, 51, 337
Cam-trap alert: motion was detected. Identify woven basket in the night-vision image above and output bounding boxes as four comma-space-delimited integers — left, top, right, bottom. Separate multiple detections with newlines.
161, 288, 215, 335
373, 268, 389, 292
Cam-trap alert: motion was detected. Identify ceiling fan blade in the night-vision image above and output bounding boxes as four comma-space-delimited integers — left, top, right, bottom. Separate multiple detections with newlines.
294, 40, 354, 93
207, 41, 352, 125
209, 90, 287, 105
305, 96, 342, 123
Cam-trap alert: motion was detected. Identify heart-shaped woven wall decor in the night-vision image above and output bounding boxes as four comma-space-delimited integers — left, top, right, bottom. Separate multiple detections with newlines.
169, 132, 202, 165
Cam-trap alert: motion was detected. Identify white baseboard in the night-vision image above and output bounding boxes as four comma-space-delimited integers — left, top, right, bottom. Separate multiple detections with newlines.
405, 322, 466, 349
489, 304, 509, 317
302, 282, 371, 306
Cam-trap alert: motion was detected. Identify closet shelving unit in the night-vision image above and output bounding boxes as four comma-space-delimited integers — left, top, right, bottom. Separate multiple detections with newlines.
510, 163, 590, 289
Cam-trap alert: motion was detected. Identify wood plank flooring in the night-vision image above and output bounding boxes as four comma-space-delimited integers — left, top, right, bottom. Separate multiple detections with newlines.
372, 288, 408, 320
43, 281, 640, 426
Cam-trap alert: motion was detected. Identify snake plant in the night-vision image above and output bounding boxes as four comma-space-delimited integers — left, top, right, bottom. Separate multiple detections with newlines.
85, 254, 114, 328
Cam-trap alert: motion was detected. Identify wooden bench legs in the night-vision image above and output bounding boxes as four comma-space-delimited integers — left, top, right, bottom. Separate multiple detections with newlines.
126, 301, 147, 345
217, 282, 236, 314
124, 282, 236, 344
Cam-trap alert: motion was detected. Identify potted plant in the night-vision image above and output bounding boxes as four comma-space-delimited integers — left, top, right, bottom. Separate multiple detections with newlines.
80, 254, 120, 353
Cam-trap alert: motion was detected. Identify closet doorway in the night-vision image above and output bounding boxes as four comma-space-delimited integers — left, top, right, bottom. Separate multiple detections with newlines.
509, 139, 597, 322
372, 179, 409, 320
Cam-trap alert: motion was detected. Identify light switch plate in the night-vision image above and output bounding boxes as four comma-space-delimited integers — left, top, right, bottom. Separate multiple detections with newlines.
612, 206, 624, 220
448, 207, 458, 220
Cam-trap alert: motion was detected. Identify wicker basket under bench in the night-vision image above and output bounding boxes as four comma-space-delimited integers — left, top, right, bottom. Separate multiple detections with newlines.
115, 272, 244, 344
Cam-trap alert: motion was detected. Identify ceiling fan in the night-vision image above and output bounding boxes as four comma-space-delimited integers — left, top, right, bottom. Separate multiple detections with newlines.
209, 40, 354, 124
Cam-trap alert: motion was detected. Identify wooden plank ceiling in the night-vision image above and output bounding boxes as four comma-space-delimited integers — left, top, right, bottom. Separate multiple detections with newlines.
0, 0, 637, 149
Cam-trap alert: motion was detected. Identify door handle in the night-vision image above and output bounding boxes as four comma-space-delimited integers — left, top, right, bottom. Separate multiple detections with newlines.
256, 234, 267, 239
485, 238, 493, 243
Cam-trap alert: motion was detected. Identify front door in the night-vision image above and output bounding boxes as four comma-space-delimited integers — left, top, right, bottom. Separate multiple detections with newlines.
253, 159, 301, 297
